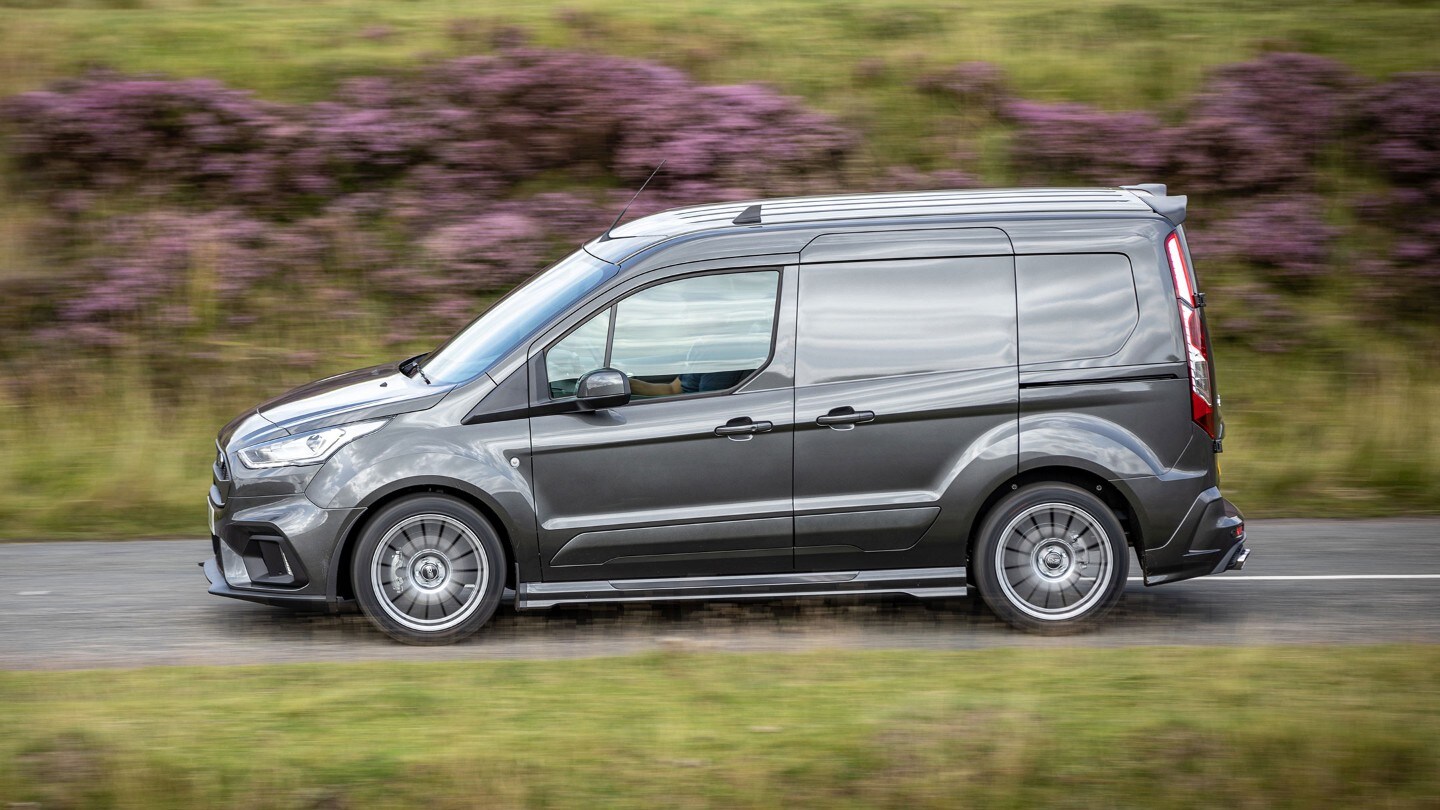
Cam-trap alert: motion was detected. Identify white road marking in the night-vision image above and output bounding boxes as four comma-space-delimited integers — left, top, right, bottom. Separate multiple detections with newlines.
1128, 574, 1440, 582
17, 591, 51, 596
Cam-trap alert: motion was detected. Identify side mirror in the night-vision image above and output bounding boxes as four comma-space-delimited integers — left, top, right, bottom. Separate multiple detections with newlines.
575, 368, 631, 411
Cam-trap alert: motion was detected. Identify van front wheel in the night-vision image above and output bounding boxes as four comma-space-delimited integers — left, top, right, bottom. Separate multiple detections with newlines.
352, 495, 506, 646
973, 484, 1128, 634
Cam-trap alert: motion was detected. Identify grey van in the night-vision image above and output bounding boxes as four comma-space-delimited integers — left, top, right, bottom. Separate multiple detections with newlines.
204, 185, 1247, 644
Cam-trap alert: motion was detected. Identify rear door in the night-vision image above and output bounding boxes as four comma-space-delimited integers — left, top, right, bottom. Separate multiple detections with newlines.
793, 229, 1018, 571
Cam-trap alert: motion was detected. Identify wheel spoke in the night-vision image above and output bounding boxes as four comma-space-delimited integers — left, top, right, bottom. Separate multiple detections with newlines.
994, 502, 1113, 621
370, 513, 490, 632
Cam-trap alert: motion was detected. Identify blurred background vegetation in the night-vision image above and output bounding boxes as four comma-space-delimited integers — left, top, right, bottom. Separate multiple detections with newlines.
0, 0, 1437, 539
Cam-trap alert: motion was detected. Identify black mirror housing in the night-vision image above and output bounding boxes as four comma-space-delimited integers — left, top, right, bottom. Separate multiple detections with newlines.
575, 368, 631, 410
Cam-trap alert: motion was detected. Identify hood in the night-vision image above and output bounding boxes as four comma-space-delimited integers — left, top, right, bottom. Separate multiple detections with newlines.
253, 362, 453, 436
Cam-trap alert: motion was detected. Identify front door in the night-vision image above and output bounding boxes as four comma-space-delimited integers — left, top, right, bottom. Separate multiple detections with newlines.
529, 267, 795, 581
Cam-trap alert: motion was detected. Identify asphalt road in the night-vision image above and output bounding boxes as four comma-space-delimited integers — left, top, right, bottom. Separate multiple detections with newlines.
1, 519, 1437, 670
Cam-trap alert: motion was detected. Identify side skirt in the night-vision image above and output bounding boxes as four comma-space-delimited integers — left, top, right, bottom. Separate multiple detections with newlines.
517, 567, 967, 610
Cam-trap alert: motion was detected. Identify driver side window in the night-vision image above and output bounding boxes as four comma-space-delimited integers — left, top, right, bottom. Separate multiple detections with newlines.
546, 270, 779, 401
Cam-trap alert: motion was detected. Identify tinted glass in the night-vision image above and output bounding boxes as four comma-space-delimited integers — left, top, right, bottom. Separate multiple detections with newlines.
797, 256, 1016, 386
1017, 253, 1138, 365
547, 270, 779, 400
421, 250, 614, 385
546, 307, 611, 398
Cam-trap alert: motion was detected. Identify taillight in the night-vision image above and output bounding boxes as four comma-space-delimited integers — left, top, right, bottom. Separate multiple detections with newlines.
1165, 231, 1216, 438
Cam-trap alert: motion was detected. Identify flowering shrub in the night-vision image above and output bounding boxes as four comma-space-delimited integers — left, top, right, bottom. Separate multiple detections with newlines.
0, 50, 856, 353
1007, 54, 1357, 194
1192, 53, 1360, 162
1350, 73, 1440, 318
2, 49, 1436, 360
1006, 100, 1169, 186
1, 75, 286, 203
1200, 195, 1337, 291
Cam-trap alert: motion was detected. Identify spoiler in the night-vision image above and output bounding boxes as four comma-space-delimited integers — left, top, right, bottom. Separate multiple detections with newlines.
1121, 183, 1187, 226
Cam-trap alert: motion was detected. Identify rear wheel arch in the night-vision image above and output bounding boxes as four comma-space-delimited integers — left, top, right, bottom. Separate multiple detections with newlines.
967, 465, 1141, 569
970, 481, 1130, 632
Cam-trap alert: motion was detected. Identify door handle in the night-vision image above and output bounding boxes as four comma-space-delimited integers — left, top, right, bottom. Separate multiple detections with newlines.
714, 417, 774, 439
816, 406, 875, 429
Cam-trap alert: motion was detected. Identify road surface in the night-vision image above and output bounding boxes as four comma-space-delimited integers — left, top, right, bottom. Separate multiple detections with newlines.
1, 519, 1437, 669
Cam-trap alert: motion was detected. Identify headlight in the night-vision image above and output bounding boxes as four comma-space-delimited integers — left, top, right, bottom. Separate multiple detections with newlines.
236, 420, 388, 470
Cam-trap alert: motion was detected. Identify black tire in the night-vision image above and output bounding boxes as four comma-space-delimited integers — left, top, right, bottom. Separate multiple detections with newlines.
352, 495, 506, 646
973, 483, 1128, 634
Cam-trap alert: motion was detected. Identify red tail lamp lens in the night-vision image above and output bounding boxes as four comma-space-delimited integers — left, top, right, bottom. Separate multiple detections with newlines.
1166, 232, 1216, 439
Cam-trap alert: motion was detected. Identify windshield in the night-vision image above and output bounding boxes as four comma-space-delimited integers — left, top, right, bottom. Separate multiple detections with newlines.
420, 249, 615, 385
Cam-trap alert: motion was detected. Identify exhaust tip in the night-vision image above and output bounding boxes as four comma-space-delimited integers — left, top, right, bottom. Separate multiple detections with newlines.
1228, 547, 1251, 571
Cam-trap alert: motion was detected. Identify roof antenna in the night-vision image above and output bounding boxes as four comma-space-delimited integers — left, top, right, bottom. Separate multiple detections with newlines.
598, 160, 665, 242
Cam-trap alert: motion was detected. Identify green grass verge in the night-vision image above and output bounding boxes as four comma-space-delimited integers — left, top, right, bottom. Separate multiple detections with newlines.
3, 341, 1437, 541
2, 646, 1438, 807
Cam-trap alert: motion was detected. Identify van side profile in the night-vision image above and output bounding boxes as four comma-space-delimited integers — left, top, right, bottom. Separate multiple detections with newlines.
204, 185, 1247, 644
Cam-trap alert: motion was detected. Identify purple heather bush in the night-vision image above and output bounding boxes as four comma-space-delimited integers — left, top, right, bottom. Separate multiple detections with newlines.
1351, 72, 1440, 318
0, 50, 857, 353
1193, 53, 1360, 162
3, 49, 1438, 360
1006, 99, 1170, 186
1007, 53, 1349, 194
1200, 195, 1337, 291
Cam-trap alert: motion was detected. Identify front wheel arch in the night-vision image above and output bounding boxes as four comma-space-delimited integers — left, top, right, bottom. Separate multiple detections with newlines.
350, 493, 508, 644
331, 481, 517, 604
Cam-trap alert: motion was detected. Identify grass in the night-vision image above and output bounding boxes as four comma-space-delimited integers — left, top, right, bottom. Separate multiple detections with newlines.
1217, 344, 1440, 516
2, 341, 1436, 541
0, 339, 1437, 540
1, 646, 1438, 807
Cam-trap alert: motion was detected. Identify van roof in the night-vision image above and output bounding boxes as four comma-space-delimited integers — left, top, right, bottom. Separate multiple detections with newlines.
606, 187, 1161, 241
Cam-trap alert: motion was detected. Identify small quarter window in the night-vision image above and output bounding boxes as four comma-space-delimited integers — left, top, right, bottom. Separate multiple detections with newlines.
546, 308, 611, 399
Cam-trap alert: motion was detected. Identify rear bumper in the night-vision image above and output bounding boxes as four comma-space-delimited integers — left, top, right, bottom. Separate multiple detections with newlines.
1141, 487, 1247, 585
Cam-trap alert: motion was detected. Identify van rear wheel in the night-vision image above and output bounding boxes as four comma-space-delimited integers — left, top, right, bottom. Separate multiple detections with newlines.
352, 495, 506, 646
973, 483, 1128, 634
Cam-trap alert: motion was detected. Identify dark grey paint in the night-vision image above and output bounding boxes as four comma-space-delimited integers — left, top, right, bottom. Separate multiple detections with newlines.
204, 186, 1240, 619
531, 387, 795, 580
799, 226, 1011, 263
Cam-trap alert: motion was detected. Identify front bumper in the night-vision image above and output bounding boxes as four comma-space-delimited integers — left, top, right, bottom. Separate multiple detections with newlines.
206, 489, 364, 610
201, 557, 329, 609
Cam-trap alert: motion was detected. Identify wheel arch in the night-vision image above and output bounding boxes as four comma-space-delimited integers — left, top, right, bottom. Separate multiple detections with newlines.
965, 465, 1142, 569
327, 477, 521, 603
